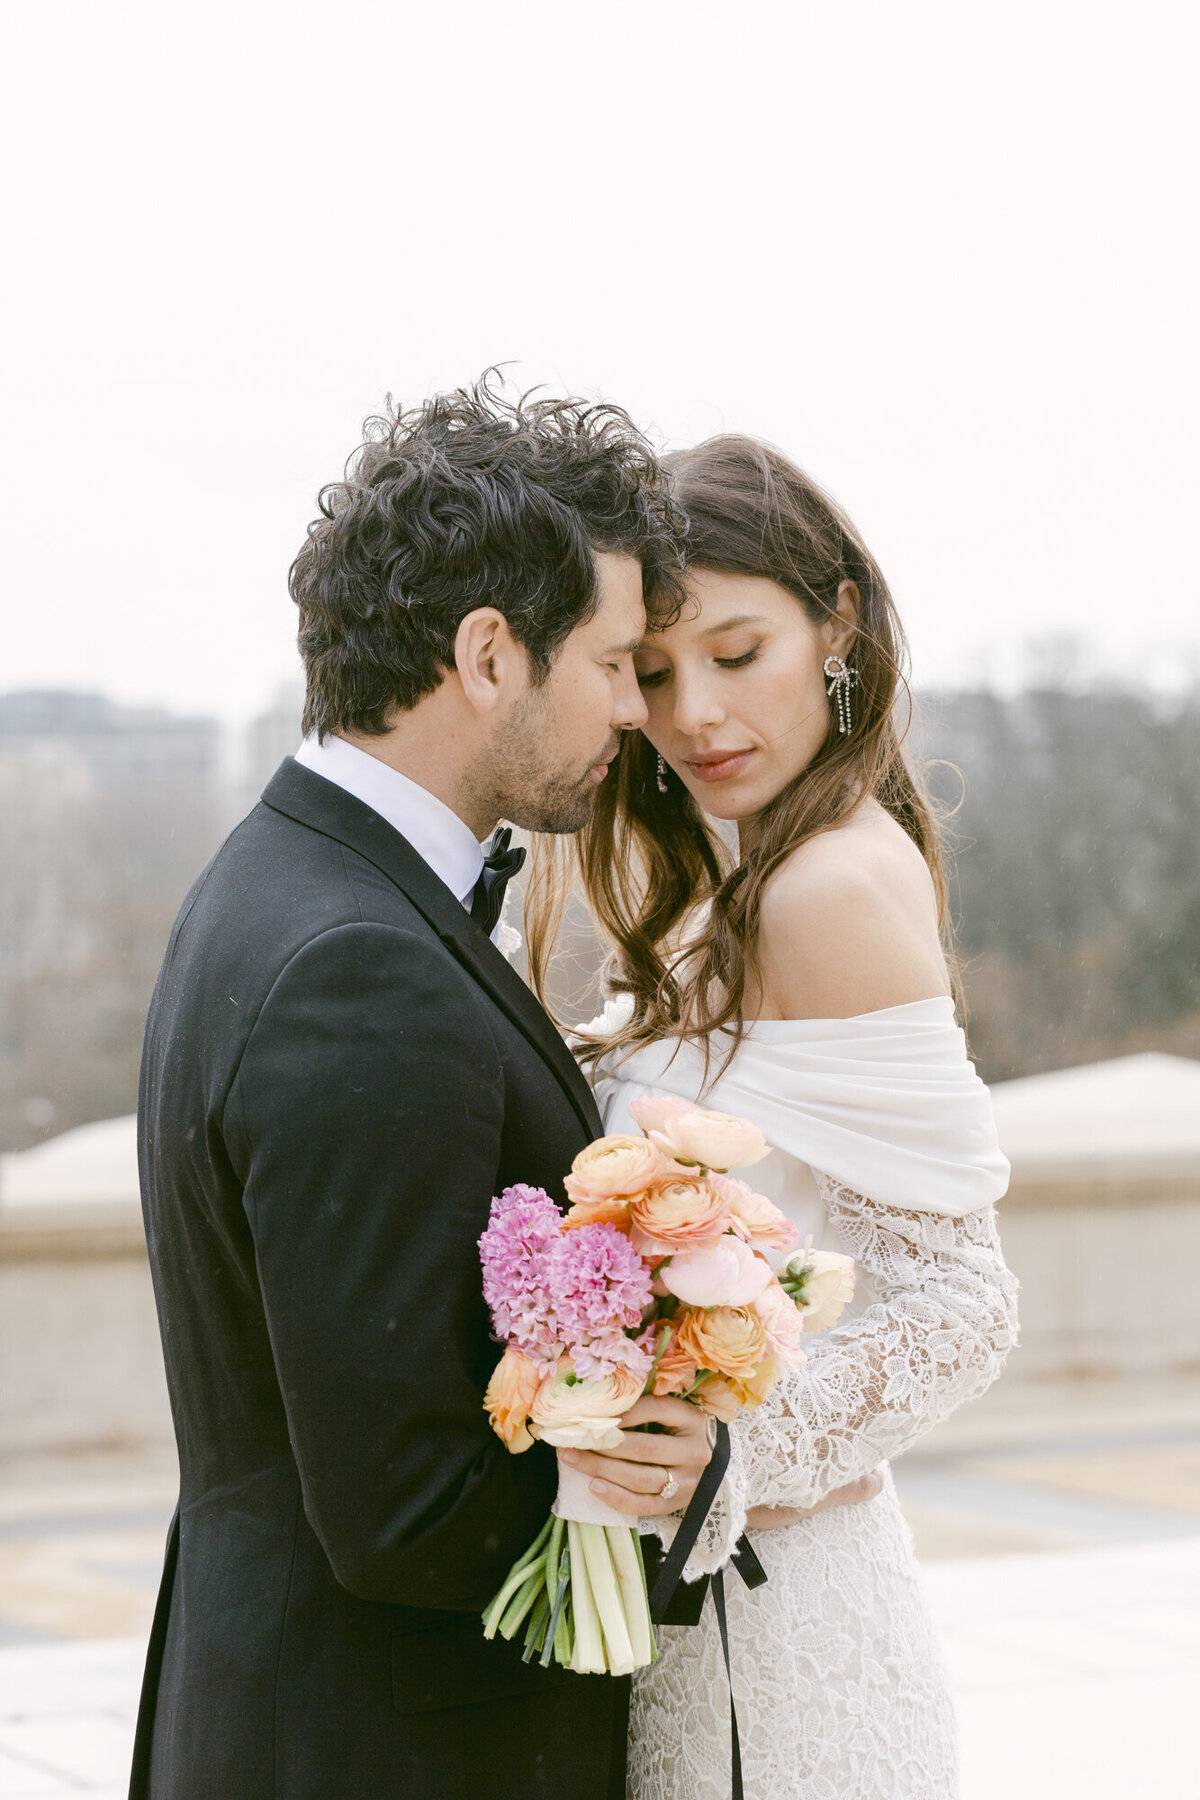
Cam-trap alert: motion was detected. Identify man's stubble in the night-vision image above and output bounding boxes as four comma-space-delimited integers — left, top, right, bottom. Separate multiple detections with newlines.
467, 687, 608, 836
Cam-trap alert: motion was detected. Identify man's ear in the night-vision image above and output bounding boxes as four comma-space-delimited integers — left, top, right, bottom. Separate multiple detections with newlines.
453, 608, 524, 714
827, 579, 860, 657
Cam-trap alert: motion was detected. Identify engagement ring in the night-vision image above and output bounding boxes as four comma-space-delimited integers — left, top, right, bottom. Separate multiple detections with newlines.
659, 1473, 680, 1501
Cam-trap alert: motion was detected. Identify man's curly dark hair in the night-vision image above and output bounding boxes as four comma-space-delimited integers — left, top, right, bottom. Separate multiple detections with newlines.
290, 372, 689, 739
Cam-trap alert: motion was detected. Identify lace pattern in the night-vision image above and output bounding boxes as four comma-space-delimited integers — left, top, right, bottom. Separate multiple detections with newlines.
629, 1174, 1018, 1799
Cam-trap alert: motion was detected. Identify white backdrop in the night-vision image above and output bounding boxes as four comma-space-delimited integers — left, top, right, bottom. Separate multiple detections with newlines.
2, 0, 1197, 717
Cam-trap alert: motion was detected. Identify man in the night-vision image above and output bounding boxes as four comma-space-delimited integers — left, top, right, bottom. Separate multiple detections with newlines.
129, 378, 706, 1799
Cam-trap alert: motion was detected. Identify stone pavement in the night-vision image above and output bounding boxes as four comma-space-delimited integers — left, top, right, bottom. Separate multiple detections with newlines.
3, 1537, 1200, 1798
2, 1374, 1199, 1795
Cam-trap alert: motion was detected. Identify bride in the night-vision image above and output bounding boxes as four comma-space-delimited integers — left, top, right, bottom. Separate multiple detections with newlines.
529, 435, 1019, 1800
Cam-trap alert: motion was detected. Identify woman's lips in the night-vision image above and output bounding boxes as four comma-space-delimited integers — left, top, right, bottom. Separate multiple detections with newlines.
684, 749, 754, 783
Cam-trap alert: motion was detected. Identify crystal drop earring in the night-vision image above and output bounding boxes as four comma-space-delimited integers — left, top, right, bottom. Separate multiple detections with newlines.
823, 656, 856, 735
656, 754, 669, 794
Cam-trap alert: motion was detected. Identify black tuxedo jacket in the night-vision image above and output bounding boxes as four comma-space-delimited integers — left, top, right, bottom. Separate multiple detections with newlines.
130, 759, 629, 1800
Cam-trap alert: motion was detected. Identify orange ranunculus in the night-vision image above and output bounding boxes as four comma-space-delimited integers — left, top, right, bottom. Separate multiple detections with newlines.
628, 1176, 730, 1254
675, 1304, 770, 1379
483, 1345, 541, 1453
562, 1197, 633, 1233
693, 1357, 781, 1418
564, 1134, 663, 1201
648, 1321, 700, 1397
724, 1357, 781, 1409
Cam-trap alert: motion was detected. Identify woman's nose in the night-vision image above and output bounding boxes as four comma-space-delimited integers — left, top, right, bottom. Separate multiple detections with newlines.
672, 672, 724, 737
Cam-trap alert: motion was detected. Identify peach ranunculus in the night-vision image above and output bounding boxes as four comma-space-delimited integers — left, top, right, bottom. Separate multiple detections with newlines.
647, 1321, 700, 1398
529, 1360, 644, 1450
717, 1176, 799, 1252
753, 1279, 808, 1369
675, 1304, 770, 1379
638, 1104, 769, 1174
692, 1375, 742, 1422
562, 1196, 633, 1234
564, 1134, 663, 1202
628, 1093, 703, 1137
483, 1345, 541, 1453
661, 1235, 774, 1308
628, 1176, 731, 1255
783, 1240, 857, 1334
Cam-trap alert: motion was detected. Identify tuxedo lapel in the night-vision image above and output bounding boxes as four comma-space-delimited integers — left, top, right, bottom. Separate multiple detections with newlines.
261, 759, 603, 1139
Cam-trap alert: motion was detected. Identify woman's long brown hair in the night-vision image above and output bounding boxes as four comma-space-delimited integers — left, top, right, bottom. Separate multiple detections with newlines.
526, 434, 953, 1081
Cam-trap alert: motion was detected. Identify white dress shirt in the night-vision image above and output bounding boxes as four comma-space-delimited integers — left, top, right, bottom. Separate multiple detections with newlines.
294, 733, 485, 910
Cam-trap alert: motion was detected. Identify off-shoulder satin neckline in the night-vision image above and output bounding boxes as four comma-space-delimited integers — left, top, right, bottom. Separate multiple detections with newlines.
741, 995, 956, 1035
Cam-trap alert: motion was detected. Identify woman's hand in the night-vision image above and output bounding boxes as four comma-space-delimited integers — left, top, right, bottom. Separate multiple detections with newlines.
745, 1471, 883, 1530
558, 1395, 714, 1517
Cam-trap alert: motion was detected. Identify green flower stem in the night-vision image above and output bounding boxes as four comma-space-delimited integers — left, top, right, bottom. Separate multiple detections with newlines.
607, 1525, 655, 1668
521, 1590, 552, 1662
483, 1552, 546, 1639
567, 1520, 606, 1673
642, 1320, 675, 1397
481, 1513, 556, 1637
498, 1565, 547, 1641
555, 1583, 574, 1668
579, 1522, 635, 1675
541, 1548, 572, 1668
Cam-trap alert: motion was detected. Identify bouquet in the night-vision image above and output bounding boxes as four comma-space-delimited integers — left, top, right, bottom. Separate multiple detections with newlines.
478, 1093, 855, 1675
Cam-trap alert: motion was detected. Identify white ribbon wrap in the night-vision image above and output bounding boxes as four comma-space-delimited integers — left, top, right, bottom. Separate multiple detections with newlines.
552, 1455, 632, 1528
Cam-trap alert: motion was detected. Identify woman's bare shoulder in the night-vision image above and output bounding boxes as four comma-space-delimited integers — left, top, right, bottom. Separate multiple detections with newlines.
753, 805, 951, 1020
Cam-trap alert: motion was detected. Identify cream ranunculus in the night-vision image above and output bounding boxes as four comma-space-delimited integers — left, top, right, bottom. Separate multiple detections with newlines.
752, 1279, 808, 1369
483, 1345, 541, 1453
674, 1304, 770, 1379
564, 1134, 663, 1202
628, 1176, 730, 1255
644, 1105, 769, 1173
717, 1176, 799, 1252
529, 1361, 644, 1450
784, 1242, 857, 1334
661, 1235, 774, 1308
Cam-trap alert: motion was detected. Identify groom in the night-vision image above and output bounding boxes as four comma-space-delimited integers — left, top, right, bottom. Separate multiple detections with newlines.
129, 380, 699, 1799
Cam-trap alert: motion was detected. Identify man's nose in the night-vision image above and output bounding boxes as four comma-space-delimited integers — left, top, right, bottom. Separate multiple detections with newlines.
612, 667, 649, 733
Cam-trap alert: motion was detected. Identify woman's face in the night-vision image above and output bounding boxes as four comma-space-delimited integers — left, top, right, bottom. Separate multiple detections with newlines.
633, 569, 856, 824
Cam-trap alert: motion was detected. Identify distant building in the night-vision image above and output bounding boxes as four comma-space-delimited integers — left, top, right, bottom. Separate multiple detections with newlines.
243, 683, 303, 801
0, 690, 220, 792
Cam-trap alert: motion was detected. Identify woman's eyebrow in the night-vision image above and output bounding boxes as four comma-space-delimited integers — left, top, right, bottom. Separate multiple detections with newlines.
698, 613, 770, 638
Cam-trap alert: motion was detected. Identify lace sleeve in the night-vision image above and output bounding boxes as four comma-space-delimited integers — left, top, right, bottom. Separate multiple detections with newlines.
645, 1172, 1019, 1578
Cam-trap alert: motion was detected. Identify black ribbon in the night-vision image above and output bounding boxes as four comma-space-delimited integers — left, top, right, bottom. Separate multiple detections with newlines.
470, 826, 526, 936
644, 1422, 768, 1800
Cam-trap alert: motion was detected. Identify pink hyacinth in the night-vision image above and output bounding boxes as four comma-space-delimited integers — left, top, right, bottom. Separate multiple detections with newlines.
548, 1223, 654, 1381
478, 1185, 563, 1374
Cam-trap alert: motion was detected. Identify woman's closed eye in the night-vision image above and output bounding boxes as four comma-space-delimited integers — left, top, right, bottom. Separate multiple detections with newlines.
636, 646, 762, 688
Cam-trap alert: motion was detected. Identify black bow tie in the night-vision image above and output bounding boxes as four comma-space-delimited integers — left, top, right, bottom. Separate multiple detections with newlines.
470, 826, 527, 937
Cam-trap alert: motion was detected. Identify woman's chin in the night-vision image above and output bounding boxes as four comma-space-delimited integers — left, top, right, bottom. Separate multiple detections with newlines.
689, 780, 773, 823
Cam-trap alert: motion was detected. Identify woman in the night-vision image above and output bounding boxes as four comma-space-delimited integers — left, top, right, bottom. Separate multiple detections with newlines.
529, 436, 1019, 1800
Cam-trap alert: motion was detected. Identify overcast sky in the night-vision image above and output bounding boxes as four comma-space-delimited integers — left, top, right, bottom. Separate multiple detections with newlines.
3, 0, 1197, 722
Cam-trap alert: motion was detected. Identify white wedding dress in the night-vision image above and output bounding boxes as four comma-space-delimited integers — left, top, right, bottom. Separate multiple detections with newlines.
591, 996, 1019, 1800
